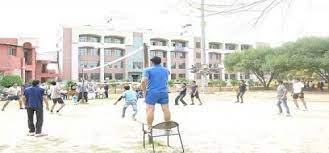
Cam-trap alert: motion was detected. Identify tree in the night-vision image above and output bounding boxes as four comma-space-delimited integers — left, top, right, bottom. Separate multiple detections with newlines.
0, 75, 23, 88
282, 37, 329, 89
224, 47, 289, 88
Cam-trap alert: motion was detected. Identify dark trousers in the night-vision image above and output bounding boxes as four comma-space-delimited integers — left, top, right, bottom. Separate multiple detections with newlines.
104, 91, 108, 98
78, 92, 88, 102
175, 93, 187, 105
27, 107, 43, 134
237, 91, 245, 102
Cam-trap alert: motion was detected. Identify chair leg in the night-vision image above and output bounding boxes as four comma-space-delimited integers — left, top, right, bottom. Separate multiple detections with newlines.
178, 128, 184, 153
143, 133, 145, 148
151, 134, 155, 153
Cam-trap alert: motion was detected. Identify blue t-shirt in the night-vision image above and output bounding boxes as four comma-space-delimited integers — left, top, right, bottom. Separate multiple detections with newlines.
143, 64, 170, 94
24, 86, 45, 108
122, 90, 137, 102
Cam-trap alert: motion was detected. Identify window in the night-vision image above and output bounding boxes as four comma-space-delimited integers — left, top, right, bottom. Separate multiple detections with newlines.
214, 74, 220, 80
104, 36, 125, 44
114, 49, 123, 57
241, 44, 252, 50
42, 64, 47, 73
104, 73, 113, 80
178, 74, 186, 79
79, 61, 99, 68
150, 40, 167, 46
209, 43, 222, 49
196, 52, 201, 59
115, 73, 124, 80
104, 49, 112, 56
230, 74, 236, 79
79, 35, 101, 43
79, 47, 99, 56
171, 74, 176, 80
171, 63, 176, 69
195, 42, 201, 48
7, 48, 16, 56
224, 74, 229, 80
113, 61, 124, 69
225, 43, 238, 50
178, 63, 186, 69
90, 73, 100, 81
170, 52, 176, 58
133, 62, 143, 69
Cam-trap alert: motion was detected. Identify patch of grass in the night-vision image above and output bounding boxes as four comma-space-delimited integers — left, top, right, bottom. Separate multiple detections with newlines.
89, 145, 121, 153
132, 140, 193, 153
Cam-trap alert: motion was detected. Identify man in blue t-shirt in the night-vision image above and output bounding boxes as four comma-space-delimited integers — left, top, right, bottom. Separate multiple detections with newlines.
23, 80, 49, 137
141, 56, 171, 130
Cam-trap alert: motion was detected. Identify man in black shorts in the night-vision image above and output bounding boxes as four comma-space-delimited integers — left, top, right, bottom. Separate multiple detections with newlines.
1, 83, 23, 111
49, 81, 65, 113
190, 81, 202, 105
292, 78, 308, 110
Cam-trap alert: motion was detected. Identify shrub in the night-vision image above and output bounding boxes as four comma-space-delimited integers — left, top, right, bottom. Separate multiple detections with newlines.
230, 79, 239, 86
0, 75, 23, 88
64, 80, 77, 90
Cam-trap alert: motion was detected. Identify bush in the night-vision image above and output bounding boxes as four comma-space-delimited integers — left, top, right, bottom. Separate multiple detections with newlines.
0, 75, 23, 88
168, 80, 175, 87
230, 79, 239, 86
64, 80, 77, 90
247, 79, 255, 86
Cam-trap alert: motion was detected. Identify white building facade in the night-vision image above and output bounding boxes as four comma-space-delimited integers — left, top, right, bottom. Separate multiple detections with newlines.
58, 25, 258, 82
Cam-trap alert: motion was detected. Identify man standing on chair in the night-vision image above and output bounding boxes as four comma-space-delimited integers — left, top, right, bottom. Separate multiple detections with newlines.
141, 56, 171, 130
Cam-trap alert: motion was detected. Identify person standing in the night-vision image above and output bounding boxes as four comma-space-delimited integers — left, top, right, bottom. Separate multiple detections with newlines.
141, 56, 171, 130
104, 83, 109, 98
190, 81, 202, 105
77, 83, 88, 103
1, 83, 23, 111
235, 80, 247, 103
320, 81, 324, 92
174, 83, 187, 106
292, 78, 308, 110
22, 80, 49, 137
49, 81, 65, 114
276, 80, 290, 116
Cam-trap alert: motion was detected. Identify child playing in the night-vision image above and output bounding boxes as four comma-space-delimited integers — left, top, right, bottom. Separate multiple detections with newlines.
114, 85, 138, 121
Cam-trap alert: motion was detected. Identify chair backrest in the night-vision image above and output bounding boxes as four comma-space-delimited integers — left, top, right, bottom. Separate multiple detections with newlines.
152, 121, 179, 130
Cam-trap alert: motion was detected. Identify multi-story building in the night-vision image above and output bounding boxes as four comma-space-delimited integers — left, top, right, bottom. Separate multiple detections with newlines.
0, 38, 58, 83
58, 25, 256, 82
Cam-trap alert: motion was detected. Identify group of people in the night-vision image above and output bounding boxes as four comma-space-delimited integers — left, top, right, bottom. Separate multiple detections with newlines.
276, 78, 308, 117
0, 54, 320, 138
174, 81, 203, 106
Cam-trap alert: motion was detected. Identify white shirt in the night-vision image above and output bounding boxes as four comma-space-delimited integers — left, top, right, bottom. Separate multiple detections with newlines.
293, 82, 304, 94
7, 87, 20, 96
50, 85, 61, 99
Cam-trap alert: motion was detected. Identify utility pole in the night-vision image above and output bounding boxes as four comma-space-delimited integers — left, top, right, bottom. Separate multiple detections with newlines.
143, 43, 149, 68
201, 0, 207, 93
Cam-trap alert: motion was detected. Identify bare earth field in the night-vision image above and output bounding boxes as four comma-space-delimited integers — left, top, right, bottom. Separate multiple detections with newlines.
0, 91, 329, 153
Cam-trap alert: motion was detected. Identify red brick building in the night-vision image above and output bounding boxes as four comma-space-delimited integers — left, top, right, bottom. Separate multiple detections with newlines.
0, 38, 58, 83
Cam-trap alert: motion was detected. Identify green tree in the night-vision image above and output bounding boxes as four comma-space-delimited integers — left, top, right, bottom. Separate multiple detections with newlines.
0, 75, 23, 88
224, 47, 289, 88
282, 37, 329, 89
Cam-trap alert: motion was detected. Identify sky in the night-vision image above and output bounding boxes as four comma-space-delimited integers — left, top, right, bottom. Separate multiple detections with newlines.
0, 0, 329, 54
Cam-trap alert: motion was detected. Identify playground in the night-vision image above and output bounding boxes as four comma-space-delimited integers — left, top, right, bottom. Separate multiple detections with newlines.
1, 91, 329, 153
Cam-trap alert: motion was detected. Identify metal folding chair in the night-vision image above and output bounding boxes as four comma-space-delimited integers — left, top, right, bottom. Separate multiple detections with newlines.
142, 121, 184, 153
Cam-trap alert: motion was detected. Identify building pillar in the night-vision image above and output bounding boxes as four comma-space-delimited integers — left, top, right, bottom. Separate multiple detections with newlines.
100, 48, 105, 82
167, 50, 172, 80
237, 72, 241, 80
221, 53, 225, 81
